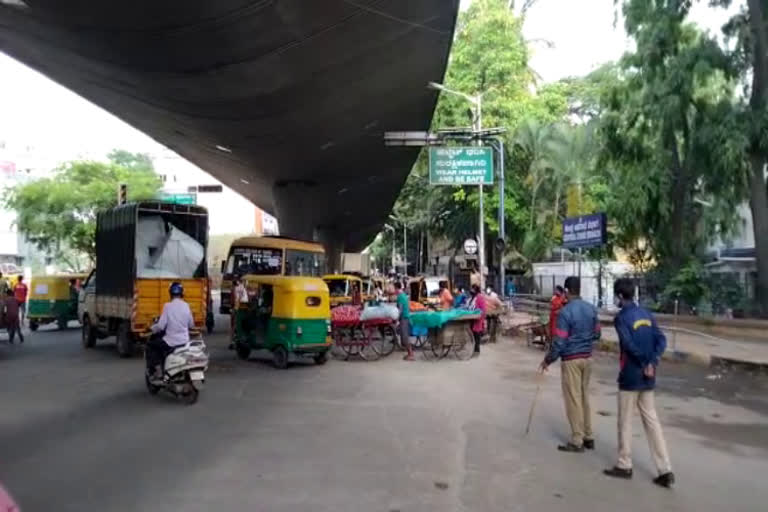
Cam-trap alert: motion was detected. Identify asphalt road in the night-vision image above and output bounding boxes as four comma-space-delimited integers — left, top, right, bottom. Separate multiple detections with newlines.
1, 319, 767, 512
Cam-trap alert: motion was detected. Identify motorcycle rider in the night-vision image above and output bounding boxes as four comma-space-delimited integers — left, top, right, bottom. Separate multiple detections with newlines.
147, 282, 196, 379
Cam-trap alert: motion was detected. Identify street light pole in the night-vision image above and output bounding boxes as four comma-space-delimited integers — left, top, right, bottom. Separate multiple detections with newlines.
403, 221, 407, 276
384, 224, 396, 274
427, 82, 486, 290
495, 138, 505, 298
474, 96, 485, 291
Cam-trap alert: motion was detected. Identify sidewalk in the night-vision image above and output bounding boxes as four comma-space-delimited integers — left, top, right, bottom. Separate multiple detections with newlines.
600, 326, 768, 370
504, 310, 768, 370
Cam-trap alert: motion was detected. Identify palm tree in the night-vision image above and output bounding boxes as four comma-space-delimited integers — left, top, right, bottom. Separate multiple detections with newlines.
514, 120, 554, 231
546, 123, 598, 219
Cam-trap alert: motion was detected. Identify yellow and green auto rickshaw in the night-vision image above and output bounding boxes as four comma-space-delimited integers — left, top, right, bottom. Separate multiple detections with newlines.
232, 275, 332, 369
322, 274, 363, 308
28, 273, 87, 331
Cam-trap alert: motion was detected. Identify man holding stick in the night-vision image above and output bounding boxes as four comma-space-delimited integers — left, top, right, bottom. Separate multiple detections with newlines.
539, 276, 601, 452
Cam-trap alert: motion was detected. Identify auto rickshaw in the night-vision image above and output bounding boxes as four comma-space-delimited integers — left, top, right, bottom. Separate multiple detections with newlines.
408, 276, 449, 308
28, 273, 87, 331
362, 276, 387, 302
232, 275, 332, 369
322, 274, 363, 308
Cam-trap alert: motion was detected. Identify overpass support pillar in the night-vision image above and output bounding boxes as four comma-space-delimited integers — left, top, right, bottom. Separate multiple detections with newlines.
315, 228, 344, 274
272, 181, 318, 242
272, 181, 344, 274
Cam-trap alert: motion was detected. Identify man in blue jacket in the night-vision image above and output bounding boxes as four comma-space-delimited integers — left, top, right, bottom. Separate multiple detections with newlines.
603, 278, 674, 488
540, 276, 601, 453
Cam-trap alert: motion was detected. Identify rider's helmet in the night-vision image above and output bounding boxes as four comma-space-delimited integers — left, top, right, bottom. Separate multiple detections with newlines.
169, 282, 184, 298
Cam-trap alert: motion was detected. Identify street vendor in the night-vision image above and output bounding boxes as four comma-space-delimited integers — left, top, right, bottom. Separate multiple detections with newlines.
438, 281, 453, 310
394, 281, 414, 361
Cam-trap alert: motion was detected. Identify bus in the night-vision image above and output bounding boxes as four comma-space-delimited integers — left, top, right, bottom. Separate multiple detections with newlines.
219, 236, 325, 313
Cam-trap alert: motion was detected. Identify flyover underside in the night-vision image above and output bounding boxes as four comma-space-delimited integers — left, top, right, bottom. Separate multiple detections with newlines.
0, 0, 459, 251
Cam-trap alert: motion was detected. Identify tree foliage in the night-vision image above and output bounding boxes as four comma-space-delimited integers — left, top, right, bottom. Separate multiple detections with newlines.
372, 0, 569, 272
374, 0, 768, 315
3, 151, 161, 264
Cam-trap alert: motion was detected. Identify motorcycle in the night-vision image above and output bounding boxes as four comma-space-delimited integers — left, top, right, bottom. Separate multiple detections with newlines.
144, 328, 209, 405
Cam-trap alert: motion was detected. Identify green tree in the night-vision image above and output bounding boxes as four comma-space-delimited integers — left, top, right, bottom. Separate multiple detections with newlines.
417, 0, 567, 261
600, 5, 737, 271
708, 0, 768, 314
3, 150, 161, 264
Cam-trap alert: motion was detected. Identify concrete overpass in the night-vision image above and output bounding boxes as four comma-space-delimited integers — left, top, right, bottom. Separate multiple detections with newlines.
0, 0, 459, 257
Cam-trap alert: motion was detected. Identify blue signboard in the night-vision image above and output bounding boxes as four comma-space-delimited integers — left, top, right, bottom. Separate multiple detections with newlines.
562, 213, 607, 249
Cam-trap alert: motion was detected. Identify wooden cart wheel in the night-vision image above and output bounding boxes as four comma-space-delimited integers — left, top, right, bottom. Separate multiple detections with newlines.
369, 324, 396, 357
453, 324, 475, 361
357, 326, 379, 361
422, 330, 449, 360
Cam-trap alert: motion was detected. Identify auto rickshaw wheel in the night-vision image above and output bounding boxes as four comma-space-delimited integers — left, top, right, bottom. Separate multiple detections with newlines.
116, 322, 135, 358
314, 351, 328, 365
273, 346, 289, 369
29, 321, 39, 331
82, 316, 97, 348
235, 343, 251, 361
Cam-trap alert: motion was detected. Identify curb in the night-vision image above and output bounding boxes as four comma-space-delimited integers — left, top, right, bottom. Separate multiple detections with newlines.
596, 339, 713, 367
596, 338, 768, 372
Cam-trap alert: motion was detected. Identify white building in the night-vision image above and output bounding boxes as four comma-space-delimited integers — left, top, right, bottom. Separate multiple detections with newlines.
151, 148, 277, 237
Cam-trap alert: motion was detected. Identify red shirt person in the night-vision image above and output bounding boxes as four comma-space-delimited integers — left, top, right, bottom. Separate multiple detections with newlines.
549, 285, 567, 339
13, 275, 28, 322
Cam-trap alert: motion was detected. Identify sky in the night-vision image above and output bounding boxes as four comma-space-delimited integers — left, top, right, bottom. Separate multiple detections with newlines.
0, 0, 743, 166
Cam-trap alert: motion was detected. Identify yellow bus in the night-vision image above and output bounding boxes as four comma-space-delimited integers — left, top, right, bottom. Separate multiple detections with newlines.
219, 236, 325, 313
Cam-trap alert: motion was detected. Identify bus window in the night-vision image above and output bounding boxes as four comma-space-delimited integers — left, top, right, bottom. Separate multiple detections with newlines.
285, 249, 326, 277
229, 248, 283, 276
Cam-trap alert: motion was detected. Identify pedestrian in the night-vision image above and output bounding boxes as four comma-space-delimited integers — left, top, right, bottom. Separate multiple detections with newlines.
549, 285, 567, 340
603, 278, 675, 488
453, 287, 467, 308
438, 280, 453, 310
229, 277, 249, 348
394, 281, 414, 361
3, 288, 24, 344
467, 284, 487, 356
351, 281, 362, 306
0, 272, 9, 296
13, 275, 28, 324
539, 276, 600, 452
470, 263, 481, 289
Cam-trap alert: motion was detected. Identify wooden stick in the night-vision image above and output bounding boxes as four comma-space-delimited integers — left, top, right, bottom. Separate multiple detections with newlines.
524, 372, 544, 437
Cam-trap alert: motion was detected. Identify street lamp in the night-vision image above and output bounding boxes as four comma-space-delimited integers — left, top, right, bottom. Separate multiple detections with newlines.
428, 81, 486, 290
384, 224, 396, 274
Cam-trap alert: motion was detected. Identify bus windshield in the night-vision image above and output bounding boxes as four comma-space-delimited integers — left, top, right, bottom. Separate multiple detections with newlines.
226, 247, 282, 276
285, 249, 326, 277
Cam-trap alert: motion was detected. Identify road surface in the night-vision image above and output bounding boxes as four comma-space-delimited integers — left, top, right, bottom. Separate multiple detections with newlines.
1, 320, 767, 511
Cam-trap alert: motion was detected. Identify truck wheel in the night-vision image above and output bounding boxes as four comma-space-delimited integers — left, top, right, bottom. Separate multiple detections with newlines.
273, 346, 289, 369
29, 321, 39, 331
116, 322, 135, 358
82, 316, 97, 348
235, 343, 251, 361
